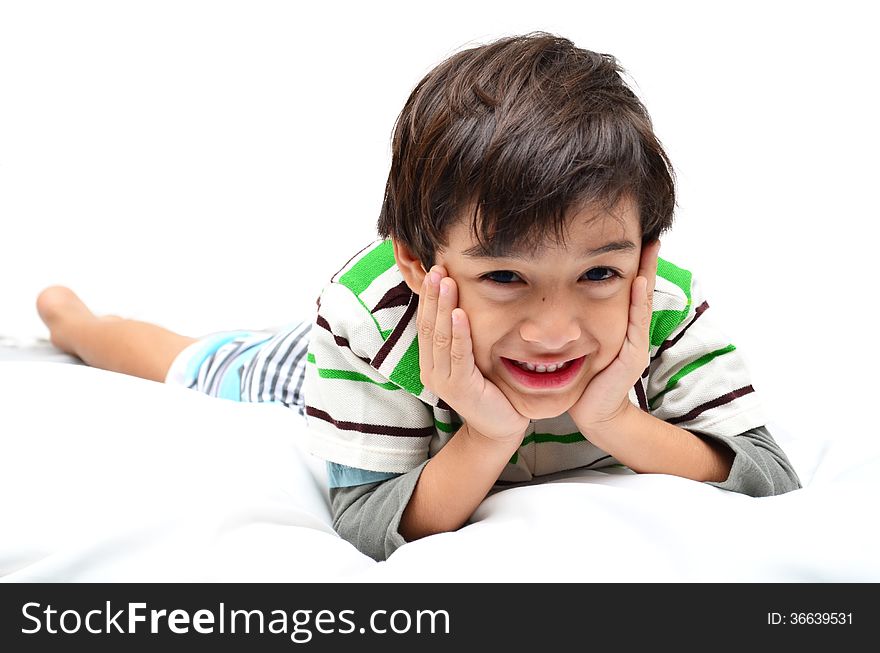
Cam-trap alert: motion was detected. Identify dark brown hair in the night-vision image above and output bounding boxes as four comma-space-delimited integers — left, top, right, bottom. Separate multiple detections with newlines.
377, 31, 676, 267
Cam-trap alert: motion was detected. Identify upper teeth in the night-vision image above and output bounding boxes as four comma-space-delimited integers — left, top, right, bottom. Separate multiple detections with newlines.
514, 360, 571, 373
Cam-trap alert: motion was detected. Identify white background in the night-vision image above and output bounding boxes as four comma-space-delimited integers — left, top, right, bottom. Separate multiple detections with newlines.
1, 0, 877, 444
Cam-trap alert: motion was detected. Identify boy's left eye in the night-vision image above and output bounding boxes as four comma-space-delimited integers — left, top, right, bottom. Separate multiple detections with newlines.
483, 270, 522, 284
481, 268, 619, 285
582, 267, 618, 282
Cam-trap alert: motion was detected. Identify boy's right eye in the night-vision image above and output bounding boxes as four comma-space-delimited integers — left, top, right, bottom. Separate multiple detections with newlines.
482, 270, 522, 284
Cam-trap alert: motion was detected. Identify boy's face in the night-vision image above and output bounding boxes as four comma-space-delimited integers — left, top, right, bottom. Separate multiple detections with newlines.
433, 199, 642, 420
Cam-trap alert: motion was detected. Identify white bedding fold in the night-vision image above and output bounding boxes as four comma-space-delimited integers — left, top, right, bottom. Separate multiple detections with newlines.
1, 362, 876, 582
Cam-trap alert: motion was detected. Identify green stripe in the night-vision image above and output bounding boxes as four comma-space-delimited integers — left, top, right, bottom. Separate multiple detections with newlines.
442, 406, 594, 442
650, 309, 690, 347
508, 431, 587, 465
648, 344, 736, 408
317, 367, 400, 390
337, 240, 395, 340
309, 351, 400, 389
389, 336, 424, 396
656, 257, 692, 299
435, 419, 462, 433
338, 239, 395, 298
650, 258, 693, 347
522, 431, 587, 446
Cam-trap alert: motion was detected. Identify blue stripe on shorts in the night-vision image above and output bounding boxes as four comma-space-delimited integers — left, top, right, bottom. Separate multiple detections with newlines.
172, 323, 312, 410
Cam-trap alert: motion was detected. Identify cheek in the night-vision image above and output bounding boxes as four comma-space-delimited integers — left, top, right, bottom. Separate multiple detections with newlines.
591, 298, 631, 353
457, 294, 504, 366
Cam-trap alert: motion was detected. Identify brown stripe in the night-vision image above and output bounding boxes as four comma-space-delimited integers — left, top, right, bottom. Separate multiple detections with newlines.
372, 281, 412, 313
315, 314, 371, 365
372, 296, 418, 369
633, 379, 648, 411
306, 406, 435, 438
651, 301, 709, 361
667, 385, 755, 425
585, 454, 614, 468
316, 314, 341, 341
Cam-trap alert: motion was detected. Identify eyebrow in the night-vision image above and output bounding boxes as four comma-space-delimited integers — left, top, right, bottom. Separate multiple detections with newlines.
462, 239, 637, 260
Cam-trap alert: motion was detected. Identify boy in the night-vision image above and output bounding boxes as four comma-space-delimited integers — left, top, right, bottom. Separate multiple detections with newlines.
37, 32, 801, 563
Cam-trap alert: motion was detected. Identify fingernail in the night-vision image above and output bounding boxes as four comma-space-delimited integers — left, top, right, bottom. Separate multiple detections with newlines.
428, 271, 439, 285
439, 279, 449, 295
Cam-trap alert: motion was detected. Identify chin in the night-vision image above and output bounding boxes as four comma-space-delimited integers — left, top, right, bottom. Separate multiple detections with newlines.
511, 395, 576, 421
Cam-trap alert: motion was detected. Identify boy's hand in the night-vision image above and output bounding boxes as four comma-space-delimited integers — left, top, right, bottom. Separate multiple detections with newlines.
417, 266, 530, 446
569, 241, 661, 432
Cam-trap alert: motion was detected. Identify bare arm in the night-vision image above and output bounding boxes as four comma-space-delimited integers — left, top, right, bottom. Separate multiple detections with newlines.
400, 423, 520, 541
583, 401, 733, 481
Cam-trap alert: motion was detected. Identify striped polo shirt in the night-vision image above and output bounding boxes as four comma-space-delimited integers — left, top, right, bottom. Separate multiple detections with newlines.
303, 239, 765, 483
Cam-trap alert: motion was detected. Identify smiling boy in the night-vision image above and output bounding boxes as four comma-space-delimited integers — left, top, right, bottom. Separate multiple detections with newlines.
36, 32, 801, 563
301, 33, 800, 558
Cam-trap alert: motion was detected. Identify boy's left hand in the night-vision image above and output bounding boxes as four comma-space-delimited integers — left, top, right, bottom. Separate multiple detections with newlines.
568, 240, 661, 432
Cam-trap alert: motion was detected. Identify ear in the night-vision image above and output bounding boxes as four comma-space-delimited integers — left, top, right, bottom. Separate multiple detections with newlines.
392, 239, 428, 295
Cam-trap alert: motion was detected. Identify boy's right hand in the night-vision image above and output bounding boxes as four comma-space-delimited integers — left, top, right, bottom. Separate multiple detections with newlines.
417, 266, 529, 447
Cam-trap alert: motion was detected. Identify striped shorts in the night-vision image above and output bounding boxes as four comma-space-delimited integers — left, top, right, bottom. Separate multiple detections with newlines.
165, 321, 312, 416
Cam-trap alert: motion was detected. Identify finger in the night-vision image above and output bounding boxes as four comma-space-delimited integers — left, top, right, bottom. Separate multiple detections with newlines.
639, 240, 661, 301
415, 264, 447, 321
629, 274, 649, 319
624, 275, 651, 366
417, 266, 441, 373
449, 307, 476, 383
432, 275, 458, 380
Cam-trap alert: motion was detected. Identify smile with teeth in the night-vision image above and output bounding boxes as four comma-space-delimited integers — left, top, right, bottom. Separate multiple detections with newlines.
511, 359, 574, 373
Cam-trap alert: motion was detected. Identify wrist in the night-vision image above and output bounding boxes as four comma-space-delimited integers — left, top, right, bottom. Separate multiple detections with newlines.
578, 400, 640, 447
461, 421, 524, 456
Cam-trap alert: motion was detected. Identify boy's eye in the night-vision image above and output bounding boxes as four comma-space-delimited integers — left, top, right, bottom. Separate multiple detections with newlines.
583, 267, 618, 282
481, 268, 620, 285
483, 270, 522, 284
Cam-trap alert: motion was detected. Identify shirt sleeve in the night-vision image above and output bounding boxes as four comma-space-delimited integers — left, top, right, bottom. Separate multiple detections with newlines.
303, 280, 436, 473
329, 460, 429, 561
647, 269, 766, 438
701, 425, 802, 496
646, 263, 800, 495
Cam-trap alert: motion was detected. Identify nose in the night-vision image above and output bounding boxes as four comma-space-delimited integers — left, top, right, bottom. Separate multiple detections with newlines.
518, 304, 581, 350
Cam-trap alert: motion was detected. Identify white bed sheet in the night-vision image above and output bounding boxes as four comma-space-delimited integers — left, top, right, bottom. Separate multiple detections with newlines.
1, 362, 877, 582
